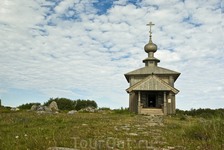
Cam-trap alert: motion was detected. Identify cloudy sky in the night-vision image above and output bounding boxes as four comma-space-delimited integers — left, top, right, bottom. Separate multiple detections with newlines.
0, 0, 223, 110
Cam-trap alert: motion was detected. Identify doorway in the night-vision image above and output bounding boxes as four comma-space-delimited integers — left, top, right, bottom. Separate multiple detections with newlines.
148, 95, 156, 107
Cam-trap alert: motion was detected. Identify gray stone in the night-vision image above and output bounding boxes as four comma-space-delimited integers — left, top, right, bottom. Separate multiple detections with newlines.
37, 105, 45, 111
145, 122, 158, 126
127, 133, 138, 136
10, 107, 19, 111
47, 147, 79, 150
67, 110, 77, 114
31, 105, 38, 110
37, 111, 52, 114
49, 101, 59, 111
44, 106, 52, 112
175, 146, 186, 149
37, 111, 46, 114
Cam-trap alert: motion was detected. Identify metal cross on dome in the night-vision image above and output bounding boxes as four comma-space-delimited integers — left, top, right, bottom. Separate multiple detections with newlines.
146, 21, 155, 36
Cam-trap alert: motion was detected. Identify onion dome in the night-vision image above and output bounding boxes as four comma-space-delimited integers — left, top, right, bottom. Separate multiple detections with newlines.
144, 35, 157, 53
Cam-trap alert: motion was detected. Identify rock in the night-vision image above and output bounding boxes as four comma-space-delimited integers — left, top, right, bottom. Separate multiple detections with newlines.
175, 146, 186, 149
44, 106, 52, 112
31, 105, 38, 110
37, 111, 46, 114
145, 123, 158, 126
37, 105, 45, 111
153, 141, 168, 145
67, 110, 77, 114
167, 146, 175, 149
37, 111, 52, 114
10, 107, 19, 111
127, 133, 138, 136
49, 101, 58, 111
47, 147, 79, 150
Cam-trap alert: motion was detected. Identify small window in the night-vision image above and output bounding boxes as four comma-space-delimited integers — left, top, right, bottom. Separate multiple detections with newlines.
150, 61, 153, 64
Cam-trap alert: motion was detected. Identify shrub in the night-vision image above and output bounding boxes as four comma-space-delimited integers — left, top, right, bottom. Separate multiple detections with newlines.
18, 102, 41, 109
180, 116, 187, 120
199, 113, 212, 119
44, 97, 75, 110
75, 99, 97, 110
98, 107, 110, 110
43, 98, 98, 111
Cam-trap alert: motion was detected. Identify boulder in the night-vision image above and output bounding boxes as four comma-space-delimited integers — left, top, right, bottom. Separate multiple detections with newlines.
37, 111, 53, 114
49, 101, 58, 111
31, 105, 38, 110
67, 110, 77, 114
44, 106, 52, 112
37, 105, 45, 111
10, 107, 19, 111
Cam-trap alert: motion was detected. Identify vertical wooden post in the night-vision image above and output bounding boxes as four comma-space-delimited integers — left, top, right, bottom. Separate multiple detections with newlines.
129, 94, 131, 112
163, 92, 167, 116
0, 99, 1, 113
168, 92, 172, 114
138, 91, 141, 114
173, 94, 176, 114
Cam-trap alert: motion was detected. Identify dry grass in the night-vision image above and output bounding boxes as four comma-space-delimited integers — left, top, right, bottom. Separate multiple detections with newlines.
0, 111, 223, 150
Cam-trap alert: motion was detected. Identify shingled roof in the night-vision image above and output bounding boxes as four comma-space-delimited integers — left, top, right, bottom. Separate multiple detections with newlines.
124, 66, 180, 82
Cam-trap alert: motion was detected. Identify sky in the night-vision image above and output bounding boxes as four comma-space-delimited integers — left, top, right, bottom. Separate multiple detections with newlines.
0, 0, 223, 110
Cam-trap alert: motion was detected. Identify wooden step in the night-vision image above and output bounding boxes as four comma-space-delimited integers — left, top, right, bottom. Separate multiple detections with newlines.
141, 108, 164, 115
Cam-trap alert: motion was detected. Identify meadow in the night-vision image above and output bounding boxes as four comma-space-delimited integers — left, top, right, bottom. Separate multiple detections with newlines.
0, 109, 223, 150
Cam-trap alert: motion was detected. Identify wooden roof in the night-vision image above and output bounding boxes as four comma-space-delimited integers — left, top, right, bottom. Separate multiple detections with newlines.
126, 74, 179, 94
124, 66, 180, 82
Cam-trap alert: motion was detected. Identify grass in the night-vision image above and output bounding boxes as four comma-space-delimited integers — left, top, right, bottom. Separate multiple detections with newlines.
0, 111, 223, 150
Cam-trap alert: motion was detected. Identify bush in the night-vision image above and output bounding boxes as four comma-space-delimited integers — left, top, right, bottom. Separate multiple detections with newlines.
180, 116, 187, 120
43, 98, 98, 111
44, 98, 76, 110
1, 109, 16, 113
75, 99, 97, 110
176, 108, 224, 118
98, 107, 110, 110
199, 113, 212, 119
18, 102, 41, 109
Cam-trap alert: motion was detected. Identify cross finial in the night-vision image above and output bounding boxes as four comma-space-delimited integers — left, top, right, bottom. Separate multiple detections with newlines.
146, 21, 155, 36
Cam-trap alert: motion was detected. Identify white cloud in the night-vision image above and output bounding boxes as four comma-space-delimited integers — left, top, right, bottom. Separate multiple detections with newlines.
0, 0, 223, 110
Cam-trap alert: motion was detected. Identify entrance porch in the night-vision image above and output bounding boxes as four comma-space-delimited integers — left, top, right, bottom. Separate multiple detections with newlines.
141, 108, 164, 115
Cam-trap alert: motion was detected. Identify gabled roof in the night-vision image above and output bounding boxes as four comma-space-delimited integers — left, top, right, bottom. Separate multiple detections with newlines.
124, 66, 180, 82
126, 75, 179, 94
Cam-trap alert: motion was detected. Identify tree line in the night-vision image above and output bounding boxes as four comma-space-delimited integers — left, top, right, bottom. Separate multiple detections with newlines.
18, 97, 97, 111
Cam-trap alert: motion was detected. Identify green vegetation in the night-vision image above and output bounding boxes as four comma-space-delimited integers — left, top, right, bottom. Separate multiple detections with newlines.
98, 107, 111, 110
43, 98, 76, 110
176, 108, 224, 118
18, 102, 41, 109
0, 108, 223, 149
17, 98, 98, 111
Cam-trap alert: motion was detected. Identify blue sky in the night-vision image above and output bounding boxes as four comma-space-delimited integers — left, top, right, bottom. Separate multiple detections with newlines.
0, 0, 223, 110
